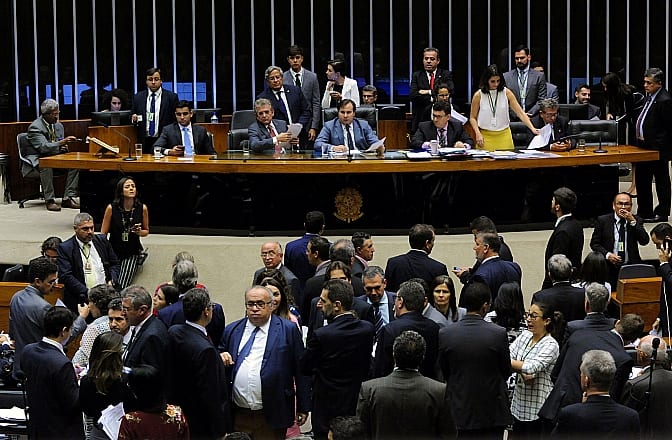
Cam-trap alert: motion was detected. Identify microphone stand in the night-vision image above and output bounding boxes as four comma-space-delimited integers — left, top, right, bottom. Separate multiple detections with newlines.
100, 122, 135, 161
644, 337, 660, 429
594, 132, 608, 153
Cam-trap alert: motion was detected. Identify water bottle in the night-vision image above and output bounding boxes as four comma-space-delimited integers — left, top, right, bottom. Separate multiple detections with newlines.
210, 112, 218, 123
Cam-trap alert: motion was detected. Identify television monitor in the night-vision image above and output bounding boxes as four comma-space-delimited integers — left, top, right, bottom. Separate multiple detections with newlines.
557, 104, 590, 121
90, 110, 133, 126
193, 108, 221, 123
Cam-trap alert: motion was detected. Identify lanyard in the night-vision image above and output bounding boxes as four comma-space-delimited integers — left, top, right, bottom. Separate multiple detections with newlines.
518, 70, 528, 100
486, 90, 499, 117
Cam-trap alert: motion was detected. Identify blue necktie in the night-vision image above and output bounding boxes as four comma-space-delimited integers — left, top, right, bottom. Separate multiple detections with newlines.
233, 326, 259, 378
182, 127, 193, 156
149, 93, 156, 137
373, 303, 384, 340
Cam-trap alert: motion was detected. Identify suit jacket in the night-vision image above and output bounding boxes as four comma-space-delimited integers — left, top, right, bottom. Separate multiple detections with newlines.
158, 298, 226, 348
621, 367, 672, 438
301, 272, 366, 323
314, 118, 379, 154
411, 119, 474, 149
131, 88, 179, 142
543, 215, 584, 289
25, 117, 64, 168
438, 314, 512, 430
219, 315, 311, 429
587, 103, 602, 120
152, 122, 214, 155
469, 256, 522, 301
284, 68, 321, 130
529, 114, 570, 147
168, 323, 230, 439
459, 236, 514, 285
252, 265, 300, 306
503, 68, 547, 118
300, 313, 375, 435
552, 395, 640, 439
22, 341, 84, 439
657, 262, 672, 336
307, 295, 375, 338
639, 88, 672, 159
531, 281, 586, 323
374, 311, 440, 379
385, 250, 448, 293
257, 84, 311, 130
546, 82, 559, 101
409, 68, 455, 132
247, 119, 290, 153
357, 370, 455, 439
321, 77, 361, 108
57, 234, 120, 311
284, 234, 319, 291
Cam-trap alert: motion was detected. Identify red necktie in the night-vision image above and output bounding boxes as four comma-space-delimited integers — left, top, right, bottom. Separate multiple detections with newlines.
429, 72, 435, 91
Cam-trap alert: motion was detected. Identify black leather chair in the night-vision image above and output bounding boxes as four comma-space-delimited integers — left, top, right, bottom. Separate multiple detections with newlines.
322, 107, 378, 132
568, 120, 618, 146
377, 105, 405, 120
227, 110, 257, 150
16, 133, 43, 208
510, 122, 531, 148
2, 264, 24, 282
618, 263, 657, 280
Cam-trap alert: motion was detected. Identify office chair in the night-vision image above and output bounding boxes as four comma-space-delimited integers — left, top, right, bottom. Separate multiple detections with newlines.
227, 110, 257, 150
16, 133, 44, 208
1, 264, 24, 282
618, 263, 657, 280
568, 120, 618, 146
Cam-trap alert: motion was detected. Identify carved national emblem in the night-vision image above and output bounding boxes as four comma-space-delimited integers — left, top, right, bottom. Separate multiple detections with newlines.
334, 187, 364, 223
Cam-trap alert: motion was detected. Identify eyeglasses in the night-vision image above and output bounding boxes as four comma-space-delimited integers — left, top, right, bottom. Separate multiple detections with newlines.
540, 111, 558, 118
615, 202, 632, 207
524, 312, 541, 320
261, 251, 278, 257
267, 75, 283, 81
245, 301, 272, 309
45, 279, 58, 285
175, 112, 191, 116
437, 94, 450, 98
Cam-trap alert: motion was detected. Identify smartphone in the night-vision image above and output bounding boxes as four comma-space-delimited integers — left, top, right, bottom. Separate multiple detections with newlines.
453, 266, 460, 271
664, 238, 672, 251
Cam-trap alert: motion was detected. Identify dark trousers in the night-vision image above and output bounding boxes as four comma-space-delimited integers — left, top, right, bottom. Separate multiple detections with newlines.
233, 405, 285, 440
635, 159, 671, 217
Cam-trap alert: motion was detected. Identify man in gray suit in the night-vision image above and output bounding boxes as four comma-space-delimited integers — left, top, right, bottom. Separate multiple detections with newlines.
357, 330, 454, 439
284, 45, 321, 143
25, 99, 80, 211
503, 45, 547, 120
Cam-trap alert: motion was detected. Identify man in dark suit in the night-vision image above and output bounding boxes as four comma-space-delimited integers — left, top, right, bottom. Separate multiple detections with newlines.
252, 241, 300, 299
351, 231, 375, 279
121, 285, 172, 410
168, 288, 230, 439
574, 84, 602, 120
385, 223, 448, 292
438, 281, 511, 438
532, 254, 586, 322
301, 279, 374, 439
284, 211, 325, 292
543, 187, 584, 288
57, 212, 119, 311
358, 330, 455, 439
131, 67, 179, 153
248, 97, 299, 154
457, 216, 514, 284
219, 286, 310, 439
152, 99, 214, 156
552, 350, 640, 438
314, 99, 382, 155
622, 335, 672, 438
21, 306, 84, 439
373, 280, 440, 379
590, 192, 650, 287
528, 98, 571, 150
257, 65, 311, 149
503, 45, 547, 120
409, 47, 455, 133
284, 45, 321, 142
634, 68, 672, 223
361, 266, 395, 339
410, 101, 474, 149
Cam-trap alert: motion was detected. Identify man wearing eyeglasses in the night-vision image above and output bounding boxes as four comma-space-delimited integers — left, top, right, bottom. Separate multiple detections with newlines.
590, 192, 650, 288
153, 100, 214, 156
411, 101, 473, 150
528, 98, 570, 151
131, 67, 179, 153
219, 286, 310, 440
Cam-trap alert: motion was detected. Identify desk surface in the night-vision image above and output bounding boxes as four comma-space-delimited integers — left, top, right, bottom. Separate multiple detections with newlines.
41, 145, 658, 174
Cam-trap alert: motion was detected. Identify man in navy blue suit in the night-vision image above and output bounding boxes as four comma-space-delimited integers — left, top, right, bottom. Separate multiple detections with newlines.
465, 232, 522, 302
248, 98, 299, 153
314, 99, 382, 155
153, 100, 214, 156
168, 288, 230, 439
219, 286, 311, 439
131, 67, 179, 153
284, 210, 326, 291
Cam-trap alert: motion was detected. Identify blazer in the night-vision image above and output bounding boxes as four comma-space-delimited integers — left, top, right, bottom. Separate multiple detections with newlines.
158, 298, 226, 349
57, 234, 120, 311
411, 119, 474, 149
307, 295, 375, 338
21, 341, 84, 439
131, 88, 179, 141
247, 119, 290, 153
321, 77, 360, 108
587, 103, 602, 120
300, 313, 375, 435
284, 68, 322, 130
552, 395, 640, 439
438, 314, 512, 430
546, 82, 559, 102
639, 88, 672, 159
590, 213, 649, 264
365, 291, 396, 326
469, 257, 522, 301
531, 281, 586, 323
301, 274, 366, 323
25, 117, 64, 168
357, 369, 455, 439
314, 118, 379, 154
373, 311, 440, 379
385, 250, 448, 293
284, 233, 319, 291
621, 367, 672, 438
257, 84, 312, 130
219, 315, 311, 430
168, 323, 230, 438
543, 215, 584, 289
529, 114, 570, 147
152, 122, 214, 155
409, 68, 455, 132
503, 68, 547, 118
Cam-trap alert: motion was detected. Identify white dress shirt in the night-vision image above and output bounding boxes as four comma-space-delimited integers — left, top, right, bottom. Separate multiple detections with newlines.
232, 318, 271, 409
76, 237, 106, 286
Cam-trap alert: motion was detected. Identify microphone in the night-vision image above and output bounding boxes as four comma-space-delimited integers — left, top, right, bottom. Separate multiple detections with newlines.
100, 122, 136, 161
651, 337, 661, 361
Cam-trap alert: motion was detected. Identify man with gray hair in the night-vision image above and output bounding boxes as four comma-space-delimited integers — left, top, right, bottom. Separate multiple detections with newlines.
25, 98, 80, 211
248, 97, 299, 153
373, 280, 440, 379
529, 97, 571, 151
252, 241, 300, 298
553, 350, 640, 438
532, 254, 586, 322
256, 65, 311, 149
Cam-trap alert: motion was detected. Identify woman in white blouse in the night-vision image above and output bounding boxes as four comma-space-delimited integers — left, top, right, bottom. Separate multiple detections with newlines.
321, 58, 360, 109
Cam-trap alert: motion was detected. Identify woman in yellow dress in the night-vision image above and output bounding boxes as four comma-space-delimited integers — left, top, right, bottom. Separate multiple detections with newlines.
470, 64, 538, 151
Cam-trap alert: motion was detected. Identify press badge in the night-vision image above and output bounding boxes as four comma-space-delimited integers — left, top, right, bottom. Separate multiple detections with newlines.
618, 242, 625, 252
491, 117, 497, 127
122, 232, 129, 242
84, 261, 92, 273
146, 112, 154, 122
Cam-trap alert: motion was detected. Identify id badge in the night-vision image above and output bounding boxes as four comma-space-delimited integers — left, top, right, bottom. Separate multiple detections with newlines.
146, 112, 155, 122
618, 242, 625, 252
490, 117, 497, 128
122, 232, 129, 242
84, 261, 92, 274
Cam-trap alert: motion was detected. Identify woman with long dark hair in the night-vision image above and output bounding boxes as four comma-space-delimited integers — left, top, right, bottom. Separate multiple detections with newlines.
101, 177, 149, 289
428, 275, 465, 324
321, 58, 360, 108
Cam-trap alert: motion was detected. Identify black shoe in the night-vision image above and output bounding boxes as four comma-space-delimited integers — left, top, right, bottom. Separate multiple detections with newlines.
61, 198, 80, 209
643, 215, 668, 223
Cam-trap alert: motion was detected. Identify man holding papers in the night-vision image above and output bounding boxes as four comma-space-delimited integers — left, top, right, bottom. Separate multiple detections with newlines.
411, 101, 473, 149
527, 98, 570, 151
315, 99, 384, 155
248, 98, 300, 154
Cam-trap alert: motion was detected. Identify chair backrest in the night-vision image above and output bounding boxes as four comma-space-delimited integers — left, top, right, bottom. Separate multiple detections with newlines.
510, 122, 531, 148
16, 133, 32, 166
2, 264, 24, 282
322, 107, 378, 132
228, 129, 249, 151
376, 104, 406, 120
618, 263, 657, 279
568, 120, 618, 146
230, 110, 257, 130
